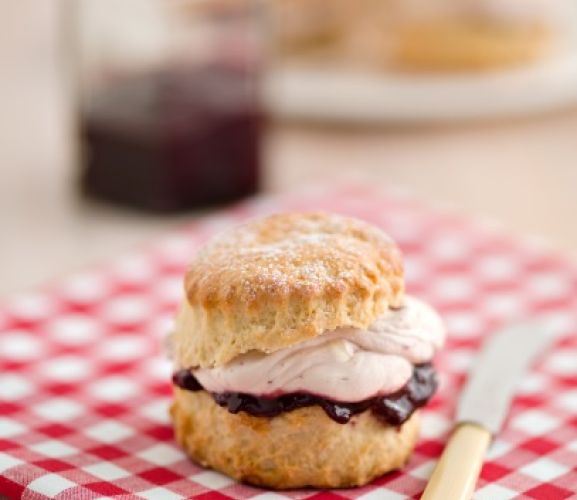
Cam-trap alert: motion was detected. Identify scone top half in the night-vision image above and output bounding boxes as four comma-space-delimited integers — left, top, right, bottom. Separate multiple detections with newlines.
174, 212, 405, 369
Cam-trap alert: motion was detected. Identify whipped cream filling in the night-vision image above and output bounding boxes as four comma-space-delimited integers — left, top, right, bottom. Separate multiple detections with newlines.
192, 296, 446, 403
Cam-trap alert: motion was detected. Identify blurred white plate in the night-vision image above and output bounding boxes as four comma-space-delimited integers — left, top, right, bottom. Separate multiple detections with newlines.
264, 51, 577, 124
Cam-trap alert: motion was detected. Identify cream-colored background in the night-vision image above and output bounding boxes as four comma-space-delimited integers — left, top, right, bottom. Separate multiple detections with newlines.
2, 1, 577, 297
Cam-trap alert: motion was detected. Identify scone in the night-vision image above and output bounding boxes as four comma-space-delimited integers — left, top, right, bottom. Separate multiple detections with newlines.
267, 0, 396, 68
170, 212, 446, 489
269, 0, 352, 59
391, 0, 566, 71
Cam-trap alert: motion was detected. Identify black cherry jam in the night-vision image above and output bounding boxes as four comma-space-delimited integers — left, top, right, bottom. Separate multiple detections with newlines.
173, 363, 437, 425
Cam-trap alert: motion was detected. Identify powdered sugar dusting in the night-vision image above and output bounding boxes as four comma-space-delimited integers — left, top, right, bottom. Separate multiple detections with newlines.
186, 212, 398, 300
176, 212, 405, 368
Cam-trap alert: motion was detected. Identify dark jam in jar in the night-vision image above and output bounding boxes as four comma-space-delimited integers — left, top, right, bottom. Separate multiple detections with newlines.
173, 363, 437, 426
80, 64, 261, 212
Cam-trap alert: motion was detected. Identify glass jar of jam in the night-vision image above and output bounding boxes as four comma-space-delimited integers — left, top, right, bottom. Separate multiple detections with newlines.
76, 0, 262, 212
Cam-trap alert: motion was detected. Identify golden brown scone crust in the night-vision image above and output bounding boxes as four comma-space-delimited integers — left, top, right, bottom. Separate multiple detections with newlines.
171, 388, 420, 489
175, 212, 404, 368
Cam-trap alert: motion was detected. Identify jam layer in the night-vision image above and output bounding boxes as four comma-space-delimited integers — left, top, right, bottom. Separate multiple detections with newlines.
173, 363, 437, 426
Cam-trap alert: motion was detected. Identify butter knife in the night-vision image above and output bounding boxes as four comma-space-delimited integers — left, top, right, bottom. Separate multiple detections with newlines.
421, 321, 555, 500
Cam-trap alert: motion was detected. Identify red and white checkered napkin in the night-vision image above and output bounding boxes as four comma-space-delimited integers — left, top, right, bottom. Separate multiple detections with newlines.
2, 184, 577, 500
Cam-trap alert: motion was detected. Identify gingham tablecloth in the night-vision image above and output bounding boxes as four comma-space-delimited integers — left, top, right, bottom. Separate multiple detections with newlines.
1, 184, 577, 500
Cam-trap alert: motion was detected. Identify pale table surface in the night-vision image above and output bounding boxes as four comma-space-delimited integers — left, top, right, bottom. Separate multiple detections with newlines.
1, 1, 577, 297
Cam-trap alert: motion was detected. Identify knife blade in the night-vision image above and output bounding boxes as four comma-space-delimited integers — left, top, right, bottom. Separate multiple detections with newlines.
421, 320, 556, 500
457, 320, 555, 434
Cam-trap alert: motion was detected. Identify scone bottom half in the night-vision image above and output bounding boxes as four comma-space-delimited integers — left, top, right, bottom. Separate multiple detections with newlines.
169, 212, 444, 489
171, 390, 422, 489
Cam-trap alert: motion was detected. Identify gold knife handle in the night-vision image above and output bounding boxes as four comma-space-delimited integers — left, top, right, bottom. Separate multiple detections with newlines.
421, 423, 492, 500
